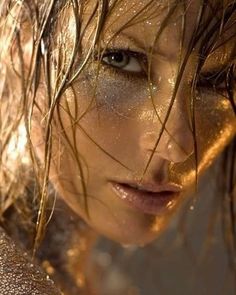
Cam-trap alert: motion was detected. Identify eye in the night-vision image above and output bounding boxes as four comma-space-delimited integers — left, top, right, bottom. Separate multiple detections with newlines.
197, 66, 235, 94
101, 50, 145, 74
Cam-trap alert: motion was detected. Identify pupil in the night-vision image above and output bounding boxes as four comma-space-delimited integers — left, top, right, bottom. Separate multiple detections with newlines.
111, 52, 124, 63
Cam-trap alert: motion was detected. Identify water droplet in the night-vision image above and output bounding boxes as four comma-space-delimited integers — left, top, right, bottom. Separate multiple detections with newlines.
151, 85, 158, 92
122, 244, 138, 251
168, 78, 175, 87
145, 20, 152, 26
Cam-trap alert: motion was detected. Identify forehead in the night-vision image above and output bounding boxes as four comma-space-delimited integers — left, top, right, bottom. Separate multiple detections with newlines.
62, 0, 235, 66
85, 1, 202, 37
86, 0, 201, 59
84, 0, 200, 22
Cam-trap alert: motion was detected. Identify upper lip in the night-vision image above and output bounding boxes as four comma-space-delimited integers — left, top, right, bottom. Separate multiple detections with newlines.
112, 180, 182, 194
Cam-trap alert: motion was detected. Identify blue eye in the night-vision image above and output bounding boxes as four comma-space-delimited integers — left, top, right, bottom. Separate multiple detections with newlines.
102, 50, 144, 74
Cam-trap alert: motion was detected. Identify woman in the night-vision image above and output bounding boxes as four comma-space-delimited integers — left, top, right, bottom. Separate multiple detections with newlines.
0, 0, 235, 294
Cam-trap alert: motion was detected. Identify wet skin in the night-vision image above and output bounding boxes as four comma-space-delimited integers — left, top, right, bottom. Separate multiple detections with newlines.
33, 0, 236, 246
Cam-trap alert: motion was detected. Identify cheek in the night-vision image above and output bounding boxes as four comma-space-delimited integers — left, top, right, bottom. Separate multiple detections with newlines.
195, 93, 235, 170
164, 93, 235, 188
81, 68, 149, 117
59, 72, 150, 162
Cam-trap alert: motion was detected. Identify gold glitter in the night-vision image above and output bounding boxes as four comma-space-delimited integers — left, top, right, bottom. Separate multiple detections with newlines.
167, 200, 176, 209
67, 248, 80, 257
42, 260, 55, 275
76, 273, 86, 288
150, 216, 166, 233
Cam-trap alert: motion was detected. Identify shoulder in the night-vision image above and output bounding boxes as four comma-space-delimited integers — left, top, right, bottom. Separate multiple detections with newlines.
0, 227, 61, 295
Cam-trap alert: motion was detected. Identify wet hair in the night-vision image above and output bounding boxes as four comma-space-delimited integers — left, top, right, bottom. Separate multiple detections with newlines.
0, 0, 235, 274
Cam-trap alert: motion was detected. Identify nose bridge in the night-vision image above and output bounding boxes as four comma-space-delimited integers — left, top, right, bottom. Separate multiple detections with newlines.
139, 98, 194, 163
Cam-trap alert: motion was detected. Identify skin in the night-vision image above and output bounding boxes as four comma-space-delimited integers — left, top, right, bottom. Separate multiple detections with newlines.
33, 0, 236, 246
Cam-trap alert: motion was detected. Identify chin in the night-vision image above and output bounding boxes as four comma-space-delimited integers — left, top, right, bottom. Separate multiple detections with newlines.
85, 203, 172, 247
93, 221, 164, 247
109, 231, 161, 247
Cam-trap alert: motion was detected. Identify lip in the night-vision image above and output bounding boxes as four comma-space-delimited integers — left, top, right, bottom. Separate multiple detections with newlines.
110, 181, 182, 215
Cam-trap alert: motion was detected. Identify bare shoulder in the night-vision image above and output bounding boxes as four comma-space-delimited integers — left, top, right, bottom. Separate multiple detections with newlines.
0, 227, 61, 295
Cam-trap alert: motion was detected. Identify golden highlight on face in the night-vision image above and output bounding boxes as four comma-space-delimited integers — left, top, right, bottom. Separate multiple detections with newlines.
32, 0, 236, 246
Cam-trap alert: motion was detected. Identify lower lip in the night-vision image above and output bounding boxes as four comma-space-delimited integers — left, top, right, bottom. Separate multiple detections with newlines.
111, 182, 180, 215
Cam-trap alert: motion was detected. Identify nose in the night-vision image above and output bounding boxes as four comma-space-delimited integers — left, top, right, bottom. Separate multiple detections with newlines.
139, 119, 194, 164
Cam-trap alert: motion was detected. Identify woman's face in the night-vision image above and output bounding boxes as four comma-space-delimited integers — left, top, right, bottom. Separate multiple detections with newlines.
35, 0, 236, 245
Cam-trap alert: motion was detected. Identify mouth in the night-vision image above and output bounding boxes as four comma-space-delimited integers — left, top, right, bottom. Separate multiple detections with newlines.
110, 181, 182, 215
